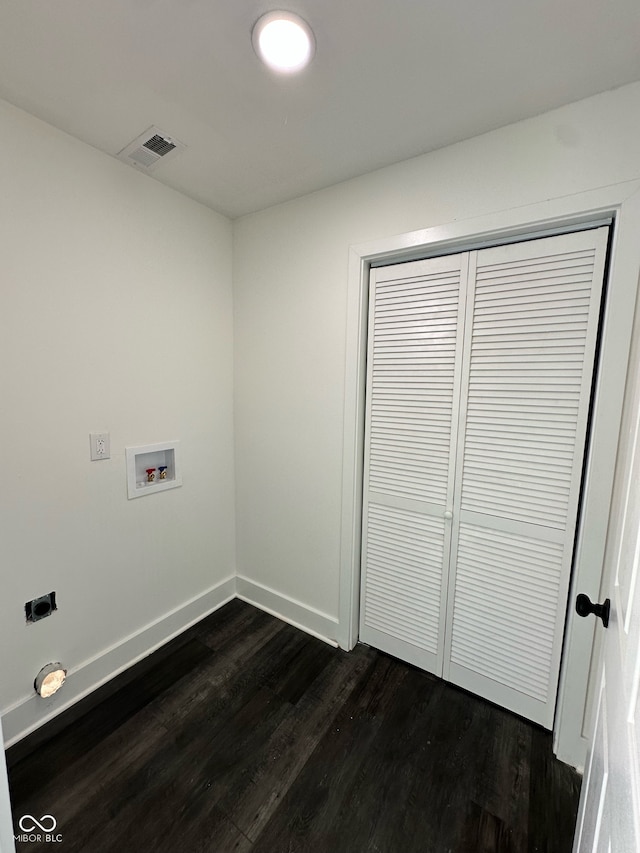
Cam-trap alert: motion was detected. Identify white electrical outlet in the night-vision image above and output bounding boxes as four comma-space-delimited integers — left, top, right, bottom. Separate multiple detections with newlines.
90, 432, 111, 461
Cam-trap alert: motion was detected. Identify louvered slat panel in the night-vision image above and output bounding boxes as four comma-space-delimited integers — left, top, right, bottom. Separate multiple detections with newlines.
460, 246, 597, 528
445, 228, 608, 728
368, 267, 460, 503
363, 503, 446, 653
360, 254, 464, 674
449, 524, 562, 701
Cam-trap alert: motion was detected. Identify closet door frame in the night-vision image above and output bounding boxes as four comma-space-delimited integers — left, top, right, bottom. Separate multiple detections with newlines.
338, 181, 640, 769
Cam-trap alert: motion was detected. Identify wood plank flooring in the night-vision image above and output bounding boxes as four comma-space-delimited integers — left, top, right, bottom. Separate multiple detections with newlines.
6, 599, 581, 853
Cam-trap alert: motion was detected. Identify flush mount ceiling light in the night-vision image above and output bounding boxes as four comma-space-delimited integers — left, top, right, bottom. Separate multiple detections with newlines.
252, 11, 315, 73
34, 663, 67, 698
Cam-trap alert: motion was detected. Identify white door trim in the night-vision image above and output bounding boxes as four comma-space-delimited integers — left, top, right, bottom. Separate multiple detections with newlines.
338, 180, 640, 769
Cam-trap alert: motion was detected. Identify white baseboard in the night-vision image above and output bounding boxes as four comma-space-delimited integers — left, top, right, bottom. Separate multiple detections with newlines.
236, 576, 339, 647
2, 575, 236, 747
2, 575, 341, 747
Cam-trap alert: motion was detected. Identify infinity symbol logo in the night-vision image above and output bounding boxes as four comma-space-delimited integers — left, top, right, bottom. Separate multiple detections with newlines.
19, 814, 57, 832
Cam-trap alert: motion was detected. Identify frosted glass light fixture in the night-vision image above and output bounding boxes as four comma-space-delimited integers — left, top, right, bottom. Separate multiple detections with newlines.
252, 11, 315, 73
35, 663, 67, 698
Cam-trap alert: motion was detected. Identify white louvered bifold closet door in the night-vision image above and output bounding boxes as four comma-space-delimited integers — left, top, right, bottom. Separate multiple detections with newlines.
359, 254, 467, 674
444, 228, 608, 727
360, 226, 609, 729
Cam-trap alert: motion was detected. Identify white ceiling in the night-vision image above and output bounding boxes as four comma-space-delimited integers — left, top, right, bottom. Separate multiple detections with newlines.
1, 1, 639, 218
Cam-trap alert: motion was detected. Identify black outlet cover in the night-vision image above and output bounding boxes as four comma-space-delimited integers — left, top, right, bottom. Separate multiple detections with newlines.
25, 591, 57, 624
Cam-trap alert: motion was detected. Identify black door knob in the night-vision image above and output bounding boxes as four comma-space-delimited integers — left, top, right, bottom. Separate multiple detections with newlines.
575, 593, 610, 628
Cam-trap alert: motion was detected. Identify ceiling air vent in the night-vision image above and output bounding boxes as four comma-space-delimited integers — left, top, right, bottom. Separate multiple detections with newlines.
117, 126, 186, 172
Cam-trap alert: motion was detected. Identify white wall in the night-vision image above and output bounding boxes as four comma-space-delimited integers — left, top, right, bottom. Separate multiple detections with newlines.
0, 100, 235, 744
232, 81, 640, 639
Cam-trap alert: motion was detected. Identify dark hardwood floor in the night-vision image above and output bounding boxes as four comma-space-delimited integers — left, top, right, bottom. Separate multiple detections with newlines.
6, 600, 581, 853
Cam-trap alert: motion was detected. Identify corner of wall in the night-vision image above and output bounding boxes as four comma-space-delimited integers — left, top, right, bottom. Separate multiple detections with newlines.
2, 576, 236, 747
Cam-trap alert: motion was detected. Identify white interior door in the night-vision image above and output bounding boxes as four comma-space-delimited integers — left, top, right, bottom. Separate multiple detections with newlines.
360, 227, 610, 729
573, 308, 640, 853
444, 228, 608, 727
359, 253, 467, 673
